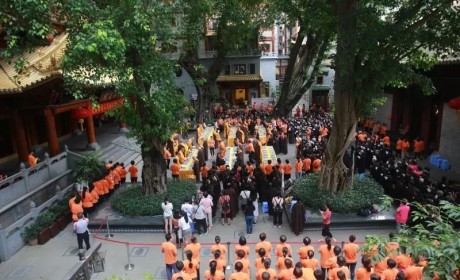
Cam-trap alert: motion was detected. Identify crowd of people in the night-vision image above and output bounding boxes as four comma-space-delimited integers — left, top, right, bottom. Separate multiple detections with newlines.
161, 102, 459, 245
162, 231, 425, 280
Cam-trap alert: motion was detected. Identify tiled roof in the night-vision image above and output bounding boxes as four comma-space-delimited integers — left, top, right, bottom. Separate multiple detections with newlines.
0, 33, 68, 95
217, 74, 262, 82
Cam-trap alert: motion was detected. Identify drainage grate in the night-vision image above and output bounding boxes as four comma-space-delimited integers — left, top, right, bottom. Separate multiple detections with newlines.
130, 247, 149, 257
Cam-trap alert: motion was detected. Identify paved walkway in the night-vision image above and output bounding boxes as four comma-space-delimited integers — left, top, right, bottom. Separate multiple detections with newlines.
0, 211, 393, 280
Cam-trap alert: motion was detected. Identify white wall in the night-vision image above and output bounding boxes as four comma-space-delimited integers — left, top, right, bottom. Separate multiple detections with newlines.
260, 57, 278, 97
373, 93, 393, 129
175, 68, 197, 101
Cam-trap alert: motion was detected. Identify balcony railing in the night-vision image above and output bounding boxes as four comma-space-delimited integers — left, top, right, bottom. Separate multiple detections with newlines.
199, 49, 262, 59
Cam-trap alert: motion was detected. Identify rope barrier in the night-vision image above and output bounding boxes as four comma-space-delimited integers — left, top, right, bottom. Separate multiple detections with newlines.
93, 220, 366, 247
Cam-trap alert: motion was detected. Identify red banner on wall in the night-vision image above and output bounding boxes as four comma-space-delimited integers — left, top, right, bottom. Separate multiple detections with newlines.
91, 98, 124, 115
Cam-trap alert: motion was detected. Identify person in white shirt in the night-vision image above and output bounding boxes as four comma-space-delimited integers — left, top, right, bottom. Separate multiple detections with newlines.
272, 194, 284, 228
73, 212, 90, 260
200, 192, 214, 229
178, 213, 191, 245
161, 197, 173, 234
181, 199, 195, 233
194, 203, 207, 235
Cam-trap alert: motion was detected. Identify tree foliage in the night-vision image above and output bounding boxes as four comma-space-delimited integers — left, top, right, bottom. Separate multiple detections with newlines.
320, 0, 460, 192
177, 0, 270, 120
2, 0, 188, 194
364, 200, 460, 279
272, 0, 335, 117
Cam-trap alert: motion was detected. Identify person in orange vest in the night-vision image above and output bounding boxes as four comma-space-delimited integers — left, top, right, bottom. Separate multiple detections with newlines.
283, 159, 292, 180
200, 163, 209, 181
71, 196, 84, 222
119, 163, 127, 185
170, 158, 181, 179
164, 145, 172, 167
295, 157, 303, 180
413, 137, 425, 159
312, 157, 321, 172
90, 185, 99, 205
303, 156, 312, 176
28, 150, 38, 167
401, 138, 410, 159
264, 160, 273, 175
128, 160, 138, 183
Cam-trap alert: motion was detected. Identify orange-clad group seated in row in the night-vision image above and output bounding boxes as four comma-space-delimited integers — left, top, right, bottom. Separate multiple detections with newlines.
69, 160, 137, 221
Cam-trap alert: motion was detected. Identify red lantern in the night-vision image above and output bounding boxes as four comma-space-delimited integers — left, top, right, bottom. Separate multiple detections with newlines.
71, 108, 92, 119
448, 97, 460, 110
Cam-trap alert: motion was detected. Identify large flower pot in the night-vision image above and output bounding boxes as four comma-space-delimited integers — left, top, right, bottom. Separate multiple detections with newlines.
38, 228, 51, 245
49, 222, 60, 238
28, 239, 38, 246
57, 215, 70, 231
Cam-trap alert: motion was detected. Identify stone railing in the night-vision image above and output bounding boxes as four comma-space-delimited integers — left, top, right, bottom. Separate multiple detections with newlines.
63, 242, 103, 280
0, 147, 78, 261
0, 182, 74, 261
0, 151, 69, 209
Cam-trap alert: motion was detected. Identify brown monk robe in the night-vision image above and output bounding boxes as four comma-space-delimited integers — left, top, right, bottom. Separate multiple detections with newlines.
291, 200, 305, 236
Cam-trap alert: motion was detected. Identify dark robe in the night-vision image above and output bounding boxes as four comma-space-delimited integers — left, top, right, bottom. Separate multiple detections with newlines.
279, 135, 288, 154
198, 147, 206, 169
193, 160, 200, 182
203, 140, 209, 161
226, 187, 239, 218
254, 139, 261, 163
291, 201, 305, 235
273, 136, 280, 154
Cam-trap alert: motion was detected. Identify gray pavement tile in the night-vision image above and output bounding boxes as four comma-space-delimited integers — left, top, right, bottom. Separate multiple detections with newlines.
6, 266, 32, 279
63, 247, 79, 256
154, 267, 167, 279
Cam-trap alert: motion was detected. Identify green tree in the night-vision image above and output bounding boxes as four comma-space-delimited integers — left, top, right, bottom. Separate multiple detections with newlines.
177, 0, 269, 121
272, 0, 335, 117
320, 0, 460, 191
1, 0, 187, 194
363, 200, 460, 279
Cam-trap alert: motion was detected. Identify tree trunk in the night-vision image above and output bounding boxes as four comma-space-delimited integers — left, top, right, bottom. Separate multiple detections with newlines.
141, 140, 167, 194
275, 27, 331, 118
275, 28, 305, 117
319, 0, 358, 192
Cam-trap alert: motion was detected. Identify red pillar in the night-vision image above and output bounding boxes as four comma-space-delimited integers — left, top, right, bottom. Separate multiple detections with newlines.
85, 107, 100, 150
44, 109, 59, 156
12, 111, 29, 162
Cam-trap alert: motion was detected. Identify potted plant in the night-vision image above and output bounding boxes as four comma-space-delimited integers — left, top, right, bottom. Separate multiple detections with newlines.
36, 212, 54, 244
49, 200, 71, 231
22, 222, 40, 246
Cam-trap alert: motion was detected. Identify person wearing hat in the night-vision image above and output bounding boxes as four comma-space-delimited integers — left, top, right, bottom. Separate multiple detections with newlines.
395, 198, 410, 232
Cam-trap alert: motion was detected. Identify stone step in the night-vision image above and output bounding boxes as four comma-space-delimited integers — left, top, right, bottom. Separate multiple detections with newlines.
101, 148, 128, 162
116, 149, 137, 164
121, 152, 141, 167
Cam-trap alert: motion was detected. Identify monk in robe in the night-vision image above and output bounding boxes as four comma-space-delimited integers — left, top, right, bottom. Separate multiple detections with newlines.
291, 200, 305, 236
